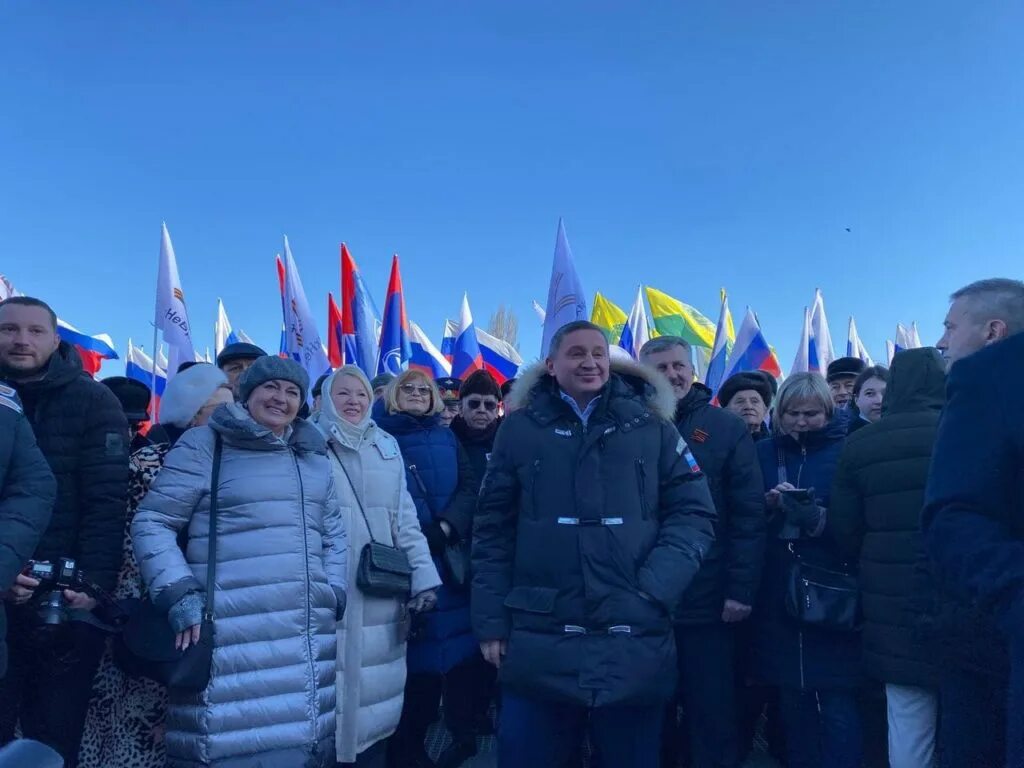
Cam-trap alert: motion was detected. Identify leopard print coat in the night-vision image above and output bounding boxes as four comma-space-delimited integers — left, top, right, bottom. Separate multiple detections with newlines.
78, 443, 170, 768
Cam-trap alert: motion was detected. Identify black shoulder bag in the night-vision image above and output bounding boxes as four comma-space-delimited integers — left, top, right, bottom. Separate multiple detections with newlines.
777, 445, 860, 632
114, 434, 222, 691
408, 464, 469, 590
331, 446, 413, 599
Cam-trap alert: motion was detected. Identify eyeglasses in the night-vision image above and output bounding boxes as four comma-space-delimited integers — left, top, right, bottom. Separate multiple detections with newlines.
399, 384, 432, 396
465, 398, 498, 412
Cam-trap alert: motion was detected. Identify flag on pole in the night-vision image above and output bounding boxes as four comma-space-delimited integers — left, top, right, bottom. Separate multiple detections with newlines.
619, 286, 653, 360
847, 317, 873, 365
540, 219, 588, 357
910, 322, 922, 349
327, 293, 344, 369
281, 237, 332, 398
55, 319, 118, 377
409, 322, 452, 379
791, 307, 812, 375
441, 320, 457, 363
376, 255, 413, 376
721, 307, 783, 385
808, 289, 835, 374
476, 327, 522, 385
894, 323, 920, 352
886, 340, 896, 365
645, 286, 717, 348
704, 289, 735, 392
125, 340, 167, 416
590, 293, 628, 344
215, 299, 240, 355
451, 294, 485, 380
155, 223, 196, 377
237, 329, 256, 345
340, 244, 381, 376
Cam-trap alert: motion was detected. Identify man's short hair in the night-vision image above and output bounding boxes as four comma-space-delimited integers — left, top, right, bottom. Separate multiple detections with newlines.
638, 336, 692, 360
548, 321, 608, 356
951, 278, 1024, 336
0, 296, 58, 329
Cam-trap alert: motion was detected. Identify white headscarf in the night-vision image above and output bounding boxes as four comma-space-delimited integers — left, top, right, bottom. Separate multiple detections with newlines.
311, 365, 376, 450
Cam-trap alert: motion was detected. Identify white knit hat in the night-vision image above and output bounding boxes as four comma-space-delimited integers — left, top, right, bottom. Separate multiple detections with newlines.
158, 364, 230, 427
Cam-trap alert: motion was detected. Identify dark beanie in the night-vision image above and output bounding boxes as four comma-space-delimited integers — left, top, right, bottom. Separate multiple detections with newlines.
217, 342, 268, 368
718, 371, 775, 409
237, 356, 309, 405
827, 356, 867, 382
460, 370, 502, 401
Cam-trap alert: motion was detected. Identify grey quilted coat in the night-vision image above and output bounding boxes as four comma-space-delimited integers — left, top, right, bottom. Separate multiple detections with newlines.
132, 404, 348, 768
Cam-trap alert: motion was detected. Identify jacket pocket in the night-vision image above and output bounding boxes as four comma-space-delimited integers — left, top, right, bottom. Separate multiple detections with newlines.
503, 586, 557, 614
635, 458, 650, 520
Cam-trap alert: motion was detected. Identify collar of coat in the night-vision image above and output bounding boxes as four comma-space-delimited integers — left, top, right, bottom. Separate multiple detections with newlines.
508, 358, 677, 428
5, 341, 85, 395
208, 402, 328, 454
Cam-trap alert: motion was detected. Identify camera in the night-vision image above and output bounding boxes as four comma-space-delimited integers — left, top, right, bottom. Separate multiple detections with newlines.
24, 557, 126, 629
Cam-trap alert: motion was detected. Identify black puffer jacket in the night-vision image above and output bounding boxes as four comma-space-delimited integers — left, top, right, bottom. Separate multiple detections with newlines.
0, 387, 57, 677
472, 360, 717, 707
7, 343, 129, 591
673, 384, 765, 623
450, 415, 499, 485
829, 348, 944, 688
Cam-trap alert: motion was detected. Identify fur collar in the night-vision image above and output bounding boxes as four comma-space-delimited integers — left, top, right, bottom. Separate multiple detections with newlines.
507, 358, 677, 422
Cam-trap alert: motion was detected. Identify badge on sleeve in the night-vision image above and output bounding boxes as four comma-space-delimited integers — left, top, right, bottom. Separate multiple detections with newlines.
0, 384, 23, 414
676, 436, 701, 473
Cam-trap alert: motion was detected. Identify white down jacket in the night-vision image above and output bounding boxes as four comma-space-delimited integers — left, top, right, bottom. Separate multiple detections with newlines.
132, 403, 348, 768
312, 370, 441, 763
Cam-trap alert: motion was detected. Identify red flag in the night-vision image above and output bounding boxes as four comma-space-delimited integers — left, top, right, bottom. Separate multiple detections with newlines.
328, 293, 343, 368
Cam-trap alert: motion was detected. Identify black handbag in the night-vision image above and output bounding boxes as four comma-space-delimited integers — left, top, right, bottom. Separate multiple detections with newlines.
408, 464, 469, 590
114, 434, 223, 691
776, 446, 860, 632
331, 446, 413, 599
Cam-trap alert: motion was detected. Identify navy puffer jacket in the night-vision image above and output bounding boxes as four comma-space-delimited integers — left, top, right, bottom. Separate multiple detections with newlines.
751, 416, 862, 690
373, 402, 479, 675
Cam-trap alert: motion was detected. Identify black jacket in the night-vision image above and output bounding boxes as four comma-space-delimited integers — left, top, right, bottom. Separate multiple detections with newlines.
7, 343, 129, 591
472, 360, 717, 707
450, 415, 499, 486
829, 348, 944, 687
0, 387, 57, 677
672, 385, 765, 623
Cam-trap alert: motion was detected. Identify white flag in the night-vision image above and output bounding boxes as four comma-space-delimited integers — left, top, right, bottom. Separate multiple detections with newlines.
540, 219, 587, 356
281, 236, 331, 400
155, 223, 195, 376
808, 288, 835, 374
791, 307, 811, 375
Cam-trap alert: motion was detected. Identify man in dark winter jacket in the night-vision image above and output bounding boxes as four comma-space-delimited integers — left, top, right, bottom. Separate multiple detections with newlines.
925, 280, 1024, 768
641, 337, 766, 768
473, 321, 717, 768
0, 386, 56, 679
829, 347, 945, 768
0, 296, 129, 765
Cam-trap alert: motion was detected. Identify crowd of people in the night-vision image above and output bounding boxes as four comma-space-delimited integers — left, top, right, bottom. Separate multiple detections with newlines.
0, 276, 1021, 768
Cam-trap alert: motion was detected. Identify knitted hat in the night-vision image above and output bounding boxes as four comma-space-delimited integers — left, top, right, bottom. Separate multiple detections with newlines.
237, 356, 309, 406
158, 364, 229, 427
718, 371, 775, 409
312, 372, 330, 399
435, 377, 462, 403
370, 373, 395, 391
827, 356, 867, 383
460, 370, 502, 401
216, 342, 268, 368
101, 376, 151, 422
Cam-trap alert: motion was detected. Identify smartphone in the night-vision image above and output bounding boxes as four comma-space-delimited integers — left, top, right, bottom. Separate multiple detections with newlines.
780, 488, 813, 503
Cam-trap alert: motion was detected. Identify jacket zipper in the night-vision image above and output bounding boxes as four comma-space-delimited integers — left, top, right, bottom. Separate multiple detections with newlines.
797, 444, 807, 690
798, 629, 805, 689
531, 459, 541, 517
635, 458, 649, 520
291, 452, 318, 750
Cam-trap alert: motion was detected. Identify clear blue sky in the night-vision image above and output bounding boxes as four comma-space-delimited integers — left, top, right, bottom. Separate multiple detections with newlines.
2, 2, 1022, 375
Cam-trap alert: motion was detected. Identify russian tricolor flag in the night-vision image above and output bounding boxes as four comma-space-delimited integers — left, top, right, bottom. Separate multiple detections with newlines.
125, 340, 167, 417
451, 294, 484, 380
720, 307, 782, 389
57, 319, 118, 377
476, 327, 522, 385
409, 322, 452, 379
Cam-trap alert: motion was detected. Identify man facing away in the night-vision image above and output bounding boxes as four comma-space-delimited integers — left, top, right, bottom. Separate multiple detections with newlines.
472, 320, 717, 768
0, 296, 129, 766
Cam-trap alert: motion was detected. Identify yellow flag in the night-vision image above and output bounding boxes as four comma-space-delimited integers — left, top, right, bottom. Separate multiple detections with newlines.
645, 286, 717, 348
591, 293, 628, 344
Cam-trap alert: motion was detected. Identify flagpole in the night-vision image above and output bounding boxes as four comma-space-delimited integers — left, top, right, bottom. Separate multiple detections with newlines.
149, 321, 159, 420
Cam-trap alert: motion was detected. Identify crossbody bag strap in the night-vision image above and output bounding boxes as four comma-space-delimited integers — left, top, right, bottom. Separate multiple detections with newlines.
328, 444, 378, 545
204, 433, 223, 623
407, 464, 435, 516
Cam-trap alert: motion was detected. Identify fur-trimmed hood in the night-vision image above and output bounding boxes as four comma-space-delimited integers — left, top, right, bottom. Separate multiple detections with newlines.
507, 358, 677, 422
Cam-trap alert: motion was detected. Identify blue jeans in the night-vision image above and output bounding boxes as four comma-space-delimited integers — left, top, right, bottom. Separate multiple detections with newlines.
779, 688, 862, 768
498, 691, 663, 768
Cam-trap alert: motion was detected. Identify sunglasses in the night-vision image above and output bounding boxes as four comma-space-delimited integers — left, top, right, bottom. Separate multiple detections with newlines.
399, 384, 432, 396
465, 398, 498, 412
